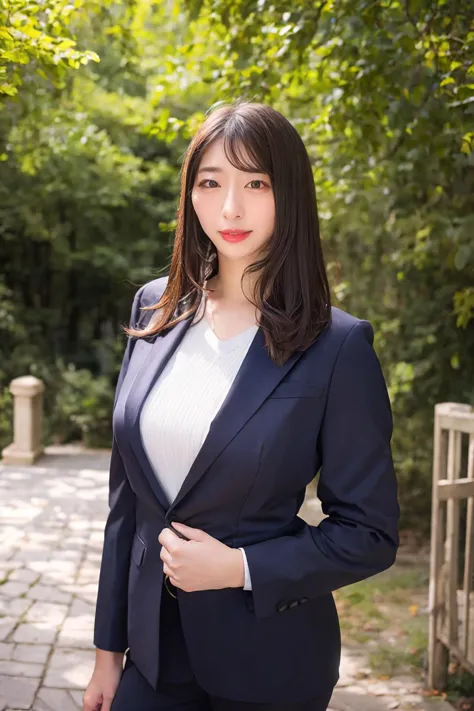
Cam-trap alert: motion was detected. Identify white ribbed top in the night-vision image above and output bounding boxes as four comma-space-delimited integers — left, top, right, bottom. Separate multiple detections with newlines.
139, 296, 259, 506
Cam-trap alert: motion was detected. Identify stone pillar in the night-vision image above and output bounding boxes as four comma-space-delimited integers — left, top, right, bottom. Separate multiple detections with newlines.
1, 375, 45, 465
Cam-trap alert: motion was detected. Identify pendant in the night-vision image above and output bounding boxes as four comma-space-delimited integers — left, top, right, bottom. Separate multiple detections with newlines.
164, 573, 178, 598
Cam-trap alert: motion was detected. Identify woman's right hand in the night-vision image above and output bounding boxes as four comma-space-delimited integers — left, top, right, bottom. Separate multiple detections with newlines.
83, 649, 124, 711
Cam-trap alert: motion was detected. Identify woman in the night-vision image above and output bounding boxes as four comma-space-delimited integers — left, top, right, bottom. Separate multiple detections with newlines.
84, 101, 400, 711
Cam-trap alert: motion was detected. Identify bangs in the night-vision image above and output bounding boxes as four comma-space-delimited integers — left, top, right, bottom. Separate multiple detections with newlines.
222, 120, 272, 177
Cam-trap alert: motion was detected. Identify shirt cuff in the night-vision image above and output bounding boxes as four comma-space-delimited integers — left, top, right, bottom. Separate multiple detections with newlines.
238, 547, 252, 590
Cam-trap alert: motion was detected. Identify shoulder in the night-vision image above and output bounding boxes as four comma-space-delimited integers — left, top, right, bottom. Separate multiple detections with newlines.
136, 275, 169, 306
325, 306, 374, 351
298, 306, 386, 405
302, 306, 376, 379
322, 308, 391, 428
323, 308, 388, 397
127, 275, 169, 328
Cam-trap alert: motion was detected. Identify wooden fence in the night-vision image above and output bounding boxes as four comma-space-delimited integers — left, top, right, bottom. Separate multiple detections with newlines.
428, 402, 474, 689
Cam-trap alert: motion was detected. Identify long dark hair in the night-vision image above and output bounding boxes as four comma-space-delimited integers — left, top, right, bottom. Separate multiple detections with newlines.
125, 100, 331, 366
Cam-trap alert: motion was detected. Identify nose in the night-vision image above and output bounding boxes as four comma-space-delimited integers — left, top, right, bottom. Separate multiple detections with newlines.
222, 187, 244, 221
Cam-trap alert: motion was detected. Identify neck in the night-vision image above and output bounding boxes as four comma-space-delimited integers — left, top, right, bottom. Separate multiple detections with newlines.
207, 255, 259, 305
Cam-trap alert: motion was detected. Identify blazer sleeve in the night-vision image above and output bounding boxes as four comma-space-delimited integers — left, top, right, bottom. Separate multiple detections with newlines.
243, 320, 400, 619
93, 285, 145, 651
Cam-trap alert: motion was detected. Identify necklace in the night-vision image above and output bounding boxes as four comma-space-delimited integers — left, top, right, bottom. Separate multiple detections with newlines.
206, 294, 218, 334
203, 279, 259, 336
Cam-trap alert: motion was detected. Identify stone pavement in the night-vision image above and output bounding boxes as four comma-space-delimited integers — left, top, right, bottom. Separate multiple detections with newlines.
0, 447, 452, 711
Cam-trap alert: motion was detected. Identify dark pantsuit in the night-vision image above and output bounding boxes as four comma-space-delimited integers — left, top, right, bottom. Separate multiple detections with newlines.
111, 587, 334, 711
111, 659, 333, 710
96, 276, 399, 705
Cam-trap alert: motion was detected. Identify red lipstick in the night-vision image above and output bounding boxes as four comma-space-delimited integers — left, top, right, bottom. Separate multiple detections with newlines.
219, 229, 252, 243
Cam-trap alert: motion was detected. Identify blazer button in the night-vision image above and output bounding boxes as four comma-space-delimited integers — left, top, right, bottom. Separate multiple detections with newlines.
277, 602, 289, 613
288, 600, 299, 608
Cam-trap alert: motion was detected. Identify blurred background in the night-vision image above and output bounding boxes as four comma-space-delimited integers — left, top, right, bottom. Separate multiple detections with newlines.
0, 1, 473, 709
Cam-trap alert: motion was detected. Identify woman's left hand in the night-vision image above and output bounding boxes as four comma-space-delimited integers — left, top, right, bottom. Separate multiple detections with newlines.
158, 522, 244, 592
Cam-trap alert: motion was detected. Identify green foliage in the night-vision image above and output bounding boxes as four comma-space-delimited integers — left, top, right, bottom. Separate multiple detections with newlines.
0, 0, 99, 98
172, 0, 474, 533
0, 0, 184, 448
0, 0, 472, 531
50, 362, 114, 447
0, 385, 13, 451
445, 666, 474, 698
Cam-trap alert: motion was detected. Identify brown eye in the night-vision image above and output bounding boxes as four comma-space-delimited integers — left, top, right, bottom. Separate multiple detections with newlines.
249, 180, 263, 189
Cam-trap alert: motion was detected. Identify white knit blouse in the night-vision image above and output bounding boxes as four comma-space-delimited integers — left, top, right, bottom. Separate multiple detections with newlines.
139, 296, 258, 590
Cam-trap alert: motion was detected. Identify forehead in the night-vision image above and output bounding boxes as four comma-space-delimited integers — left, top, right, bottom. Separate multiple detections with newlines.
198, 137, 254, 170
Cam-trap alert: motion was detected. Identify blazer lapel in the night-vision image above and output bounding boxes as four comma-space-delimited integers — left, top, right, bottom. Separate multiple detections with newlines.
171, 326, 304, 510
124, 314, 304, 513
124, 317, 193, 511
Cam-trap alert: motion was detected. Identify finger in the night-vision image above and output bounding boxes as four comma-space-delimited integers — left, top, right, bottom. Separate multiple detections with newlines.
101, 696, 114, 711
160, 548, 172, 565
83, 691, 102, 711
158, 528, 172, 546
163, 565, 179, 586
160, 549, 173, 568
171, 522, 207, 542
158, 529, 179, 552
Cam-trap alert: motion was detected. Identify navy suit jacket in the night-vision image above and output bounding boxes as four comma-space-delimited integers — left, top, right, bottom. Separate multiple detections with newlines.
93, 275, 399, 703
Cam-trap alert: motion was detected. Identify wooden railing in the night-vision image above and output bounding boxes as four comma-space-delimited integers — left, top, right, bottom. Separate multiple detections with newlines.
428, 402, 474, 689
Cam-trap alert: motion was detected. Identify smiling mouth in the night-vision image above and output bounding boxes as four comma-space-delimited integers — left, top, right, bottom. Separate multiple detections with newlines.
219, 230, 252, 242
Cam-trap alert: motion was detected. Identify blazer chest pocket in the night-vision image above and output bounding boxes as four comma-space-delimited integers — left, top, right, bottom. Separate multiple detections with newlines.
268, 381, 325, 399
131, 532, 147, 568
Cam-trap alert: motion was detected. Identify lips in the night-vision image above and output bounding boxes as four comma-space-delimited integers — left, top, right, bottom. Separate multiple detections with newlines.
219, 230, 252, 243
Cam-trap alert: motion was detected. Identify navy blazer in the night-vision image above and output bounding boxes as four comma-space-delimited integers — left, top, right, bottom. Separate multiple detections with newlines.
93, 275, 399, 703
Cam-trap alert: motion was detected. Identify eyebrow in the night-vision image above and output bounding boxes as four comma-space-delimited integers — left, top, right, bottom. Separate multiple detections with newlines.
197, 166, 223, 174
197, 165, 268, 175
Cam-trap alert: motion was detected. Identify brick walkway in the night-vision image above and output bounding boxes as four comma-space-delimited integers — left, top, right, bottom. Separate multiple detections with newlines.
0, 447, 450, 711
0, 446, 111, 710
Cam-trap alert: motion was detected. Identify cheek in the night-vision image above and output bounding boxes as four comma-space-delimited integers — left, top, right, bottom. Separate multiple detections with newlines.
191, 191, 201, 216
268, 202, 276, 228
192, 192, 216, 225
254, 196, 275, 233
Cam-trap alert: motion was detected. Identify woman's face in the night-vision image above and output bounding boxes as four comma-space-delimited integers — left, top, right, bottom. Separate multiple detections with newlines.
191, 138, 275, 261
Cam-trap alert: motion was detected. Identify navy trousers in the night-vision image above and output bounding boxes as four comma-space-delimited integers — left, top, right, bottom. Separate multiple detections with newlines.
111, 583, 334, 711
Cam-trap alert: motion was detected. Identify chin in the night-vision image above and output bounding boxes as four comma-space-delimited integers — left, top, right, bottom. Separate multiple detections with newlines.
217, 234, 267, 255
218, 245, 261, 262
